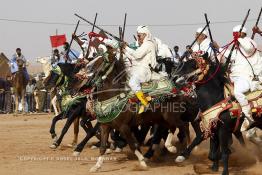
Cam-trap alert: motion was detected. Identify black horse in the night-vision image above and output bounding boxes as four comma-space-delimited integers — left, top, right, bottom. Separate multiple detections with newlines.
44, 63, 99, 152
173, 54, 261, 175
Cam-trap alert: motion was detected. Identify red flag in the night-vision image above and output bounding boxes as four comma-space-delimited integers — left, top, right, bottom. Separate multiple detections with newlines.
50, 34, 67, 48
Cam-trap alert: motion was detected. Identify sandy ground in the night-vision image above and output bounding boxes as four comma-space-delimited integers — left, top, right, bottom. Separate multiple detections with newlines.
0, 114, 261, 175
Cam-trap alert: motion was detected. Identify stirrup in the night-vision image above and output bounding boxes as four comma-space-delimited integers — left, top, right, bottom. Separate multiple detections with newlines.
138, 104, 149, 114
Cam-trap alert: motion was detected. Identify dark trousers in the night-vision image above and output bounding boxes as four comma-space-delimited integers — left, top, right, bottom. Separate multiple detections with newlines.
38, 91, 46, 112
4, 92, 11, 113
0, 92, 4, 112
26, 93, 34, 112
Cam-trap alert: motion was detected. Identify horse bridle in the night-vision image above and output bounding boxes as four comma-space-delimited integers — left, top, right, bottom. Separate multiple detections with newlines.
176, 56, 210, 85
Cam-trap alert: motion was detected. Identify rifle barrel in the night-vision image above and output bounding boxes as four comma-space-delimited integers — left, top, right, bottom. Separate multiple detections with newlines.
251, 7, 262, 39
86, 13, 98, 58
66, 20, 80, 61
75, 13, 121, 41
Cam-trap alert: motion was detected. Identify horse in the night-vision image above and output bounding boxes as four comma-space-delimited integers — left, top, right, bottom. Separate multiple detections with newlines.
43, 62, 84, 148
12, 59, 28, 115
174, 54, 261, 175
44, 59, 105, 150
88, 48, 200, 172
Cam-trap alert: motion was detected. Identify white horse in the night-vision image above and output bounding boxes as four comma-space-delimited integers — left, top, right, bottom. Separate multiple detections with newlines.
36, 56, 60, 116
36, 56, 52, 78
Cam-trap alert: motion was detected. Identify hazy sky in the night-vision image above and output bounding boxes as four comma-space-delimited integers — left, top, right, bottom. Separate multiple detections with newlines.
0, 0, 261, 63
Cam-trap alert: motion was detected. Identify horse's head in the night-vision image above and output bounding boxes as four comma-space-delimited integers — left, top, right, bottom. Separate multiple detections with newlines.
36, 57, 49, 64
172, 52, 212, 86
43, 65, 63, 89
36, 56, 52, 78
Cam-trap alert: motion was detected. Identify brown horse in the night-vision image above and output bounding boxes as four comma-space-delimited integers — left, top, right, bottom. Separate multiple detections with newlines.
89, 50, 195, 172
12, 59, 28, 115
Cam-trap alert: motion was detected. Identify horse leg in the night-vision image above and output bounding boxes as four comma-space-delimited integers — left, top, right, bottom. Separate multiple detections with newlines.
119, 124, 147, 169
165, 130, 177, 154
110, 130, 127, 152
219, 127, 230, 175
233, 130, 245, 147
51, 95, 59, 116
185, 123, 191, 145
67, 117, 79, 148
177, 124, 188, 146
246, 128, 262, 146
144, 125, 165, 159
74, 121, 99, 156
14, 94, 19, 116
208, 131, 220, 172
133, 124, 151, 144
176, 121, 204, 162
49, 112, 64, 141
90, 124, 111, 172
50, 107, 80, 149
21, 91, 25, 114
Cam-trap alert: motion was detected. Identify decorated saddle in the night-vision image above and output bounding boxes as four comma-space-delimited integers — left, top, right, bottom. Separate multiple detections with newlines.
95, 78, 175, 123
200, 87, 262, 139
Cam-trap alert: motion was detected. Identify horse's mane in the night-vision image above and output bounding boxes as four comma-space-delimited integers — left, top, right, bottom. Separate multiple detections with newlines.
96, 54, 127, 101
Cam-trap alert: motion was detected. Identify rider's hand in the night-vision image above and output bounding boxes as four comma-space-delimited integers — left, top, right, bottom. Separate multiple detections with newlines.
211, 41, 219, 50
88, 32, 100, 38
72, 33, 77, 39
252, 26, 260, 34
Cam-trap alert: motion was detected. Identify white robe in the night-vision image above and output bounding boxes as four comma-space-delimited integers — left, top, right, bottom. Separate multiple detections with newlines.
125, 39, 157, 92
192, 38, 212, 57
220, 37, 262, 106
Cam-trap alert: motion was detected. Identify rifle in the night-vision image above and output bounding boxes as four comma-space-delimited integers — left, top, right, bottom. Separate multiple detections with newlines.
224, 9, 250, 69
85, 13, 98, 59
180, 22, 210, 60
204, 13, 218, 63
66, 20, 80, 62
251, 7, 262, 39
119, 13, 127, 61
75, 13, 122, 42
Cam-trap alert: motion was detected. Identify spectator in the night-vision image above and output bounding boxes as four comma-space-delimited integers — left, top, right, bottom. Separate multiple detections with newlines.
51, 49, 61, 67
35, 75, 46, 112
4, 76, 12, 114
61, 42, 80, 63
173, 45, 181, 62
0, 78, 5, 113
25, 80, 35, 113
181, 45, 193, 61
31, 78, 37, 112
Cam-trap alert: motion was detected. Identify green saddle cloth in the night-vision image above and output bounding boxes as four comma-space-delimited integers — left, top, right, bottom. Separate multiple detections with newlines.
61, 95, 86, 112
95, 78, 175, 123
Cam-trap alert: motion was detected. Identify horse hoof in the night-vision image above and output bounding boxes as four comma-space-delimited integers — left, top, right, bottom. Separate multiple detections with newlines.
67, 143, 77, 148
105, 148, 112, 154
167, 146, 177, 153
73, 151, 81, 157
211, 163, 219, 172
140, 161, 148, 168
175, 156, 186, 163
91, 145, 98, 150
193, 146, 199, 151
114, 147, 122, 153
52, 136, 58, 142
49, 144, 57, 149
89, 165, 100, 173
